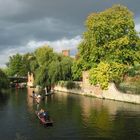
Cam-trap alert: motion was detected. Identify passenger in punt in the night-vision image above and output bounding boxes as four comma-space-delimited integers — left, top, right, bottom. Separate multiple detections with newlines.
38, 109, 44, 117
38, 109, 50, 120
43, 110, 50, 121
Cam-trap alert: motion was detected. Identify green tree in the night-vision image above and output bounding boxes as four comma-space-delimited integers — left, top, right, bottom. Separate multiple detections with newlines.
35, 45, 54, 67
5, 45, 74, 90
34, 46, 54, 90
25, 53, 39, 74
7, 54, 23, 76
20, 53, 32, 76
34, 47, 73, 91
89, 62, 127, 89
35, 66, 48, 88
79, 5, 139, 69
7, 53, 31, 76
48, 60, 62, 84
0, 69, 9, 89
72, 59, 83, 81
60, 56, 73, 80
76, 5, 140, 89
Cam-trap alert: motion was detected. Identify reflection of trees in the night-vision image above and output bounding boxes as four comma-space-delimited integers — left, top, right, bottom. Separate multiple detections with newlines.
112, 111, 140, 139
0, 92, 9, 107
83, 107, 112, 137
80, 97, 113, 137
51, 93, 114, 137
92, 107, 113, 137
33, 92, 140, 139
9, 89, 25, 107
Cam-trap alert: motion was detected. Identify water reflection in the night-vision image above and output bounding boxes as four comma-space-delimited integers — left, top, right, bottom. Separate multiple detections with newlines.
0, 91, 9, 107
80, 96, 140, 118
15, 133, 27, 140
26, 87, 38, 112
79, 96, 140, 138
0, 89, 140, 140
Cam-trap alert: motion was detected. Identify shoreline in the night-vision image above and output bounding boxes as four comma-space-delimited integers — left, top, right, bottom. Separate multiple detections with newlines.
54, 82, 140, 104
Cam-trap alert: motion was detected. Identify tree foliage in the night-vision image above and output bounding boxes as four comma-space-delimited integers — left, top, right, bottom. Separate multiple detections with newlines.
7, 54, 23, 76
89, 62, 127, 89
60, 56, 73, 80
6, 53, 31, 76
35, 45, 54, 67
0, 69, 9, 89
79, 5, 139, 69
72, 59, 83, 81
48, 60, 62, 84
76, 5, 140, 89
6, 44, 74, 90
35, 66, 48, 88
34, 46, 73, 90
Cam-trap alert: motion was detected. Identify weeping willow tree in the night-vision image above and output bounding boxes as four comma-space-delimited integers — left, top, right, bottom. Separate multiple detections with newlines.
34, 45, 73, 92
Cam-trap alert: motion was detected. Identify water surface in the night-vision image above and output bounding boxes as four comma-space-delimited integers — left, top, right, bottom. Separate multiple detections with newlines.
0, 88, 140, 140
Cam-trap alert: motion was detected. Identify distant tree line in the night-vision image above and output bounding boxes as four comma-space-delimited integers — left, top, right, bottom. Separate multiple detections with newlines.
5, 45, 73, 92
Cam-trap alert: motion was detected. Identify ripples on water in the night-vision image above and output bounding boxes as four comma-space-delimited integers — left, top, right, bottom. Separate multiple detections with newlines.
0, 89, 140, 140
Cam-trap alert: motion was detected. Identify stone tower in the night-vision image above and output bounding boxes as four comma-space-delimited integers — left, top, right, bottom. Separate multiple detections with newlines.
62, 50, 70, 56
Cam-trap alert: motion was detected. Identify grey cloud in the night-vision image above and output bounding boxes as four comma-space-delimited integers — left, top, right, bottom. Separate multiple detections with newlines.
0, 0, 25, 18
0, 17, 82, 50
3, 0, 140, 23
0, 36, 81, 67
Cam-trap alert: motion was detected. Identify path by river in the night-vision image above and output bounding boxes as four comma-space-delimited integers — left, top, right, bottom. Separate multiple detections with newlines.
0, 88, 140, 140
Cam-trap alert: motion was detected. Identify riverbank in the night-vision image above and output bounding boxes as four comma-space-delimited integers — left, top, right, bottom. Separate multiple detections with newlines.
54, 82, 140, 104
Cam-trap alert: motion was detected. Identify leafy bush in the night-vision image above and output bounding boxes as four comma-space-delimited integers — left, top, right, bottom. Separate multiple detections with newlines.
117, 82, 140, 95
127, 67, 136, 77
72, 59, 83, 81
65, 81, 76, 89
89, 62, 127, 89
58, 80, 81, 89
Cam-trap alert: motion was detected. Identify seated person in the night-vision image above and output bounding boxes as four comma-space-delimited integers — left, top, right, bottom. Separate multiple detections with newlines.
43, 110, 50, 121
38, 109, 44, 117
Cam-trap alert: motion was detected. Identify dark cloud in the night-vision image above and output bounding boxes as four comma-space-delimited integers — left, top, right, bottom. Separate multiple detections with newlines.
0, 0, 140, 66
3, 0, 140, 23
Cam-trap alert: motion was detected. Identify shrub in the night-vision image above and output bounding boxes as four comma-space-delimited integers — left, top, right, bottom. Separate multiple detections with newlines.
89, 62, 127, 89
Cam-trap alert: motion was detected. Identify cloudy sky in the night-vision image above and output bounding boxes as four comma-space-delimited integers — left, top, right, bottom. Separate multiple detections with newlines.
0, 0, 140, 67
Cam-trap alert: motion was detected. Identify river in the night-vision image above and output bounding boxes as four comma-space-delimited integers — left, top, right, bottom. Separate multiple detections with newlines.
0, 88, 140, 140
